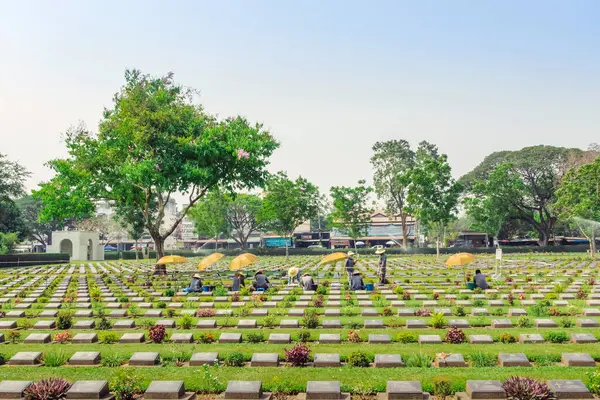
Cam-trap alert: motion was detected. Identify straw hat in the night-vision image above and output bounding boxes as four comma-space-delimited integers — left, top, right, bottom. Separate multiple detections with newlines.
347, 251, 355, 257
375, 248, 386, 255
193, 273, 201, 279
353, 271, 361, 275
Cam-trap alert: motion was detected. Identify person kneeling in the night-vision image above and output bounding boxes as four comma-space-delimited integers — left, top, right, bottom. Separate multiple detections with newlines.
184, 273, 203, 293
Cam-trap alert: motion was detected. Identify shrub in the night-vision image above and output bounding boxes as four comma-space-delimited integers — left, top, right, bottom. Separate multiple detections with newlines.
346, 321, 362, 329
316, 286, 328, 295
499, 333, 517, 344
231, 292, 240, 302
212, 286, 228, 297
302, 309, 319, 329
544, 331, 569, 343
347, 351, 370, 367
529, 301, 550, 317
53, 330, 73, 344
138, 318, 154, 328
111, 369, 143, 400
393, 285, 404, 295
101, 353, 125, 367
156, 301, 167, 309
402, 292, 411, 301
382, 306, 393, 316
342, 307, 358, 316
24, 378, 72, 400
433, 377, 453, 399
415, 308, 432, 317
100, 332, 120, 344
164, 289, 175, 297
7, 329, 21, 343
549, 308, 562, 317
559, 318, 574, 328
467, 352, 496, 367
312, 298, 323, 308
198, 333, 215, 344
396, 332, 418, 343
445, 327, 466, 344
502, 376, 554, 400
404, 353, 433, 368
118, 296, 129, 303
577, 289, 587, 300
196, 308, 216, 318
507, 293, 515, 306
297, 330, 311, 342
431, 312, 447, 329
517, 316, 532, 328
223, 351, 245, 367
149, 325, 166, 343
587, 368, 600, 395
347, 330, 361, 343
472, 299, 484, 307
178, 314, 193, 330
284, 343, 311, 366
56, 311, 74, 330
246, 332, 264, 343
453, 306, 466, 317
43, 350, 69, 367
262, 315, 275, 328
98, 317, 112, 330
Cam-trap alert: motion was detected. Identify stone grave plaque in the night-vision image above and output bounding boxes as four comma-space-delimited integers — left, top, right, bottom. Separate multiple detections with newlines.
189, 352, 218, 366
170, 333, 193, 344
469, 335, 493, 344
24, 333, 51, 344
322, 320, 341, 329
519, 334, 544, 344
498, 353, 531, 367
561, 353, 595, 367
571, 333, 597, 344
547, 380, 593, 399
418, 335, 442, 344
66, 380, 109, 399
224, 381, 263, 400
196, 320, 217, 329
374, 354, 403, 368
465, 380, 505, 399
369, 334, 391, 344
68, 352, 101, 366
129, 352, 159, 366
406, 320, 426, 329
219, 333, 242, 343
144, 381, 186, 399
279, 320, 299, 328
364, 319, 384, 328
535, 319, 559, 328
314, 353, 340, 367
8, 352, 42, 366
0, 380, 32, 399
119, 333, 145, 344
306, 381, 341, 400
319, 334, 341, 344
385, 381, 424, 399
250, 353, 279, 367
268, 333, 290, 344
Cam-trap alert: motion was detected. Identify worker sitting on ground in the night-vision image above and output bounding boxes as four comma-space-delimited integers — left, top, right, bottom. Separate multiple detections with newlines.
252, 270, 270, 290
184, 273, 203, 293
473, 269, 489, 290
301, 273, 317, 291
350, 271, 365, 291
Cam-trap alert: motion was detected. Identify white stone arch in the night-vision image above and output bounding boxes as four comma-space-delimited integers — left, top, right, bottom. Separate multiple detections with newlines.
48, 231, 105, 261
59, 239, 73, 257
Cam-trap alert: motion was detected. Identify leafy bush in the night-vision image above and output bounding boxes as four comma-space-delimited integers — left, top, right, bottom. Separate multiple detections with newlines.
316, 286, 327, 295
197, 333, 215, 344
262, 315, 275, 328
346, 321, 362, 329
393, 285, 404, 294
43, 350, 69, 367
467, 352, 496, 367
149, 325, 166, 343
445, 327, 466, 344
24, 378, 72, 400
246, 332, 264, 343
453, 306, 466, 317
382, 306, 393, 316
156, 301, 167, 309
178, 314, 193, 330
431, 312, 447, 329
502, 376, 554, 400
587, 368, 600, 394
433, 377, 452, 399
559, 318, 574, 328
17, 319, 34, 330
212, 286, 228, 297
302, 309, 319, 329
284, 343, 311, 366
196, 308, 216, 318
53, 330, 73, 344
404, 353, 433, 368
102, 353, 125, 367
111, 369, 143, 400
223, 351, 245, 367
56, 311, 74, 330
98, 317, 112, 330
164, 289, 175, 297
119, 296, 129, 303
347, 330, 361, 343
529, 300, 551, 317
347, 351, 370, 367
100, 332, 120, 344
396, 332, 418, 343
312, 298, 323, 308
297, 330, 311, 342
472, 299, 484, 307
544, 331, 569, 343
499, 333, 517, 343
517, 316, 532, 328
415, 308, 432, 317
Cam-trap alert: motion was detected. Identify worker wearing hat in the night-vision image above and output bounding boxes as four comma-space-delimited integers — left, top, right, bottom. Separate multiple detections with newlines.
184, 273, 203, 293
376, 248, 387, 284
345, 251, 357, 285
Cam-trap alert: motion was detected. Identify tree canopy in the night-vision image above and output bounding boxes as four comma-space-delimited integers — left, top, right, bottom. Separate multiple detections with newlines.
188, 190, 230, 249
330, 180, 374, 248
34, 70, 278, 259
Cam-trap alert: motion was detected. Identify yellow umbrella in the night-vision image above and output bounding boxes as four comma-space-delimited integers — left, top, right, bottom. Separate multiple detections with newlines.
198, 253, 224, 271
229, 253, 258, 271
319, 252, 349, 266
157, 255, 188, 264
445, 253, 476, 266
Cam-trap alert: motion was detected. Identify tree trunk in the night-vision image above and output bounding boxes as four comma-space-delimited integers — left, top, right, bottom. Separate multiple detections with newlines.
135, 239, 139, 260
400, 213, 408, 249
285, 238, 289, 258
537, 229, 549, 247
436, 239, 440, 259
591, 232, 597, 259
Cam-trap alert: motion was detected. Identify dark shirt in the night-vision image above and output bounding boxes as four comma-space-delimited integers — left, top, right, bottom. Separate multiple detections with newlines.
350, 275, 365, 291
254, 274, 270, 289
188, 278, 202, 292
345, 258, 355, 272
379, 254, 387, 270
474, 273, 489, 290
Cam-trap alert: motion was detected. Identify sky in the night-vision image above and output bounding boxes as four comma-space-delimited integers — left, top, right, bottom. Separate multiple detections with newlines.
1, 0, 599, 204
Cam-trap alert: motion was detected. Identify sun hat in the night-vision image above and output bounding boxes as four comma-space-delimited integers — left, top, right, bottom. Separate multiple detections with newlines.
353, 271, 361, 275
375, 248, 386, 255
193, 273, 201, 279
347, 251, 355, 256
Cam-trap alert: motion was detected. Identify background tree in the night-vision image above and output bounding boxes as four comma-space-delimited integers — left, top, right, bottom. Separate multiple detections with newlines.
225, 193, 263, 249
330, 180, 374, 251
259, 172, 320, 256
0, 154, 29, 240
15, 195, 65, 247
408, 142, 462, 257
460, 146, 580, 245
0, 232, 18, 255
556, 157, 600, 257
34, 70, 278, 265
188, 190, 230, 251
115, 204, 147, 260
371, 139, 415, 248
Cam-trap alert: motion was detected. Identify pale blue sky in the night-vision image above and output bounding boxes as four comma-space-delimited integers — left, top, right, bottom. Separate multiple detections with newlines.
1, 0, 599, 199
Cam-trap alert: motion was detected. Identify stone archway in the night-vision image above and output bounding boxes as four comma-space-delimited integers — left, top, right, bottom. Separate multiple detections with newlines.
87, 239, 93, 260
59, 239, 73, 257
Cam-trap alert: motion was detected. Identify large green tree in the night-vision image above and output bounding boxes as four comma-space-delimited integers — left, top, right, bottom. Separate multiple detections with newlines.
15, 195, 66, 247
34, 70, 278, 262
408, 142, 462, 257
259, 172, 320, 256
371, 139, 415, 248
188, 190, 230, 251
330, 180, 374, 250
461, 145, 581, 245
0, 153, 29, 240
225, 193, 263, 249
556, 157, 600, 257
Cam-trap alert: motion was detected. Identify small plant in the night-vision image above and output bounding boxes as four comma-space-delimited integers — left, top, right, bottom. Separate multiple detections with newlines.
587, 368, 600, 394
346, 321, 362, 329
396, 332, 417, 343
119, 296, 129, 303
284, 343, 311, 366
53, 330, 73, 344
297, 330, 311, 342
347, 351, 370, 367
347, 330, 361, 343
467, 351, 496, 367
111, 369, 143, 400
529, 300, 550, 317
149, 325, 166, 343
404, 352, 433, 368
98, 317, 112, 330
433, 377, 453, 399
246, 332, 264, 343
212, 286, 228, 297
382, 306, 393, 316
43, 350, 69, 367
100, 332, 120, 344
56, 310, 74, 329
499, 333, 517, 343
312, 298, 323, 308
431, 312, 447, 329
415, 308, 432, 317
231, 292, 240, 302
156, 301, 167, 309
517, 315, 532, 328
544, 331, 569, 343
577, 289, 587, 300
453, 306, 466, 317
164, 288, 175, 297
402, 292, 411, 300
196, 308, 216, 318
223, 351, 245, 367
101, 352, 125, 367
445, 327, 466, 344
7, 329, 21, 343
559, 317, 574, 328
472, 299, 484, 307
24, 378, 72, 400
507, 293, 515, 306
17, 319, 34, 330
263, 315, 275, 328
316, 286, 327, 295
502, 376, 554, 400
198, 332, 215, 343
302, 309, 319, 329
178, 314, 193, 330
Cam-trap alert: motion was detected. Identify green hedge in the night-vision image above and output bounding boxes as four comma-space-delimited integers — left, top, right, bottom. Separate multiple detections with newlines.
0, 253, 70, 267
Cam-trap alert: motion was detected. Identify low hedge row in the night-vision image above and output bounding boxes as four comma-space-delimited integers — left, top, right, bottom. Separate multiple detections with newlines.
0, 253, 70, 268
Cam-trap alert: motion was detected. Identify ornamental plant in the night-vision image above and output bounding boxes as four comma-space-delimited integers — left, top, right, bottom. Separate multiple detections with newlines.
445, 327, 466, 344
196, 308, 216, 318
284, 343, 311, 366
347, 330, 361, 343
53, 330, 73, 344
502, 376, 554, 400
24, 378, 72, 400
149, 325, 166, 343
499, 333, 517, 343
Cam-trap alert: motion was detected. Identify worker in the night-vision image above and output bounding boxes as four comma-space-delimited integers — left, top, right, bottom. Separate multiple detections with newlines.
184, 273, 203, 293
376, 248, 387, 284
